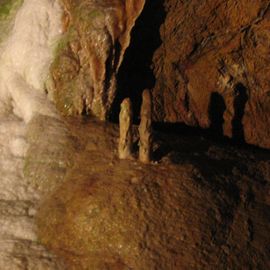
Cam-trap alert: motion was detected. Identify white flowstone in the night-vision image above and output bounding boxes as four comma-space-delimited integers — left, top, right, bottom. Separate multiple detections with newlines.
0, 0, 62, 122
0, 0, 65, 268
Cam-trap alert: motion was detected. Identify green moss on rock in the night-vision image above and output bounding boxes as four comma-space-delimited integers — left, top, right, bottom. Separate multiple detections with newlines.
0, 0, 23, 42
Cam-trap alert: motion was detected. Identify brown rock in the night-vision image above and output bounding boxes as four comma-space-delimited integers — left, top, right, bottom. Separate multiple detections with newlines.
118, 98, 133, 160
139, 89, 153, 163
152, 0, 270, 148
47, 0, 145, 120
36, 119, 270, 270
37, 165, 218, 270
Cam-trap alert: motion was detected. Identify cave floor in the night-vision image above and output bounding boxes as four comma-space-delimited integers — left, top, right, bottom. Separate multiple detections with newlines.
37, 117, 270, 269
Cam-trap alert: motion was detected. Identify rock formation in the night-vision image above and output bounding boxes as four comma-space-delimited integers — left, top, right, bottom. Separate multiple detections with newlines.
139, 89, 153, 163
118, 98, 133, 160
37, 118, 270, 270
47, 0, 270, 149
152, 0, 270, 149
47, 0, 145, 120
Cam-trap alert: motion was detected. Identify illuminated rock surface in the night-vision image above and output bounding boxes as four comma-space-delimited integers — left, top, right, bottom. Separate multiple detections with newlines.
0, 0, 67, 268
48, 0, 145, 120
46, 0, 270, 149
152, 0, 270, 149
37, 119, 270, 270
118, 98, 133, 160
0, 0, 270, 269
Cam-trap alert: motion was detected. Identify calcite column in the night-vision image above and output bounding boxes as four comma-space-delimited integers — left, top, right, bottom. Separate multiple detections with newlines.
139, 89, 153, 163
118, 98, 133, 159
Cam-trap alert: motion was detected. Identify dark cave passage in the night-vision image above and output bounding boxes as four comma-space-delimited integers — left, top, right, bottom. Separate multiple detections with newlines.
208, 92, 226, 137
110, 0, 166, 123
232, 83, 248, 143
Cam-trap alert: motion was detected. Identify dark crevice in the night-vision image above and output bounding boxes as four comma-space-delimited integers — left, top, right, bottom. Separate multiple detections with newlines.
110, 0, 166, 123
208, 92, 226, 137
232, 83, 248, 143
103, 39, 114, 109
152, 122, 270, 159
104, 40, 122, 119
113, 40, 121, 71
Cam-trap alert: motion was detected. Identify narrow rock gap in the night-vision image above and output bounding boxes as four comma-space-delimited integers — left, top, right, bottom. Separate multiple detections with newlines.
208, 92, 226, 137
232, 83, 248, 143
110, 0, 166, 123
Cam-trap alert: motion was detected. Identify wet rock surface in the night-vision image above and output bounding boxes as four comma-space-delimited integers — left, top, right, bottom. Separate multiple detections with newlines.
49, 0, 270, 149
0, 116, 66, 270
0, 0, 68, 267
48, 0, 145, 120
152, 0, 270, 149
37, 118, 270, 269
24, 115, 78, 197
1, 1, 270, 269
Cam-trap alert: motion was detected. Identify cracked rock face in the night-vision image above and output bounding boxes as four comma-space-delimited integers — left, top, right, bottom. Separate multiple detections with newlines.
152, 0, 270, 148
48, 0, 145, 120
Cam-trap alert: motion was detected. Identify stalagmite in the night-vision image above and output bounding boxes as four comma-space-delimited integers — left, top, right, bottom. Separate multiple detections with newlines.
118, 98, 133, 159
139, 89, 153, 163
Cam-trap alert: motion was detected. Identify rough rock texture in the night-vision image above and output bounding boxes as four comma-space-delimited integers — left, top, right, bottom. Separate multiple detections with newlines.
37, 118, 270, 269
152, 0, 270, 148
0, 116, 66, 270
24, 115, 77, 196
47, 0, 145, 120
118, 98, 133, 160
0, 1, 70, 268
139, 89, 153, 163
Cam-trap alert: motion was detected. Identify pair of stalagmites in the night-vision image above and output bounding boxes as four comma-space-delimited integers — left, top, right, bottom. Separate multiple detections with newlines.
118, 89, 152, 163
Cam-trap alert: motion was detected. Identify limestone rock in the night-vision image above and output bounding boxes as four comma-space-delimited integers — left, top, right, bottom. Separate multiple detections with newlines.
36, 119, 270, 269
139, 89, 153, 163
48, 0, 145, 120
24, 115, 77, 196
118, 98, 133, 160
37, 165, 211, 270
152, 0, 270, 148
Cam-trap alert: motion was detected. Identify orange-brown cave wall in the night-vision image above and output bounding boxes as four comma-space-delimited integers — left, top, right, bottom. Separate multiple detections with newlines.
151, 0, 270, 148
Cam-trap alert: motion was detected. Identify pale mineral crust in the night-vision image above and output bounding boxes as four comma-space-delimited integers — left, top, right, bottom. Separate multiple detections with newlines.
47, 0, 145, 120
152, 0, 270, 149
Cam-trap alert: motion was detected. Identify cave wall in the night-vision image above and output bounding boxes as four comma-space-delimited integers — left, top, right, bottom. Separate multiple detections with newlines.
48, 0, 270, 149
152, 0, 270, 148
47, 0, 145, 120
